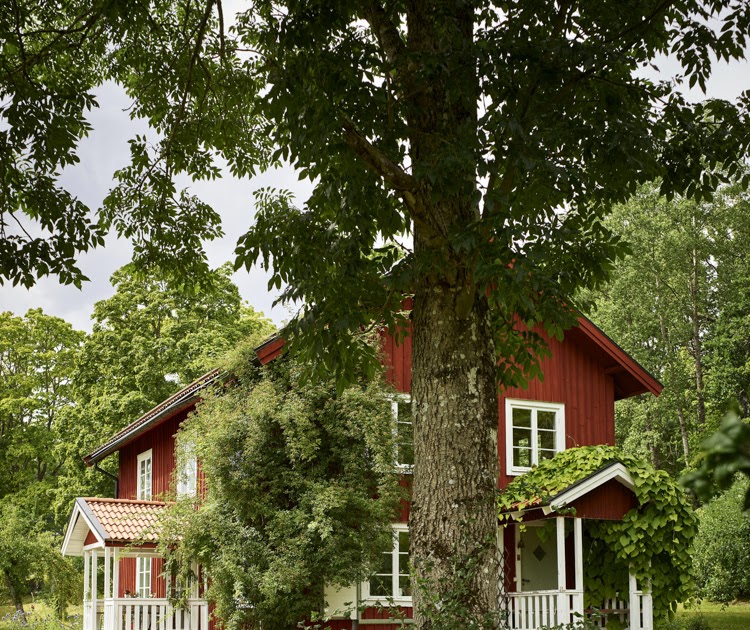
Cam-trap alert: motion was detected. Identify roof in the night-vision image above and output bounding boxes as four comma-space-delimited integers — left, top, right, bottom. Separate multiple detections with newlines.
572, 316, 663, 400
85, 335, 286, 466
61, 498, 167, 556
499, 461, 635, 519
84, 368, 223, 465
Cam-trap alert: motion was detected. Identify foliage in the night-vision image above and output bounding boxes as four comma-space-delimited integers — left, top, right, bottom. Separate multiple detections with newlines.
54, 263, 275, 520
692, 480, 750, 603
0, 611, 82, 630
0, 309, 85, 531
683, 413, 750, 509
4, 2, 750, 621
158, 342, 402, 630
0, 503, 81, 617
498, 446, 698, 621
581, 182, 750, 475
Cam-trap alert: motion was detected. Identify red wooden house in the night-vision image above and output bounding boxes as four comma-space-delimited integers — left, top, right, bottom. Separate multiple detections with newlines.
62, 318, 660, 630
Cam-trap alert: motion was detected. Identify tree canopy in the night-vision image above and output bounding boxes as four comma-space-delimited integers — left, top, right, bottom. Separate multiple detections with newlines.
3, 2, 750, 624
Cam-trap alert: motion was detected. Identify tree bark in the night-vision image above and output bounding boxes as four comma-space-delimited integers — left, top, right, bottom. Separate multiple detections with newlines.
691, 247, 706, 428
676, 404, 690, 467
411, 279, 501, 629
3, 571, 25, 617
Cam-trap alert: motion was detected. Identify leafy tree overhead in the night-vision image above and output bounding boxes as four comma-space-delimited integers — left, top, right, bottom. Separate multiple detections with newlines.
160, 343, 401, 630
3, 2, 750, 625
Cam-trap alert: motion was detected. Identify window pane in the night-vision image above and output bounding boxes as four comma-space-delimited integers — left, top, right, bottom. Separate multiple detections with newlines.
399, 553, 409, 575
396, 400, 414, 466
512, 408, 531, 428
538, 449, 555, 461
537, 411, 556, 430
513, 447, 531, 468
513, 428, 531, 448
538, 430, 555, 450
377, 552, 392, 574
369, 575, 390, 597
399, 531, 410, 554
398, 576, 411, 597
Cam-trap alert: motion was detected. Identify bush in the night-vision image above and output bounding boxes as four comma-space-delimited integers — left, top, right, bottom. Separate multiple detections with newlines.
693, 480, 750, 602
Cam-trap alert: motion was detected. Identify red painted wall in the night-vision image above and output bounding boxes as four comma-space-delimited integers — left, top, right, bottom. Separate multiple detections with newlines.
379, 321, 617, 490
497, 330, 616, 489
118, 410, 189, 500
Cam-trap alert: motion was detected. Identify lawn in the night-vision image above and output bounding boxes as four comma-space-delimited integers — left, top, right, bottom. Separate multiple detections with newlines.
674, 601, 750, 630
0, 600, 81, 630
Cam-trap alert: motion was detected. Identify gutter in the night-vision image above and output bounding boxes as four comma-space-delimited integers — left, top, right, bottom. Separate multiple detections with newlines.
94, 462, 119, 499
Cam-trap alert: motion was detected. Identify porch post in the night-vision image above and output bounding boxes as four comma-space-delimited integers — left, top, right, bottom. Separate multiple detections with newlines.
90, 550, 99, 630
643, 577, 653, 630
112, 548, 119, 600
104, 548, 111, 599
573, 518, 584, 620
83, 551, 91, 630
556, 517, 568, 625
628, 569, 640, 630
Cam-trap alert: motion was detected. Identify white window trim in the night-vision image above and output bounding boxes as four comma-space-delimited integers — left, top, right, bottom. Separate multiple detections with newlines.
362, 523, 411, 604
136, 556, 152, 597
391, 395, 413, 472
137, 449, 153, 500
505, 399, 565, 477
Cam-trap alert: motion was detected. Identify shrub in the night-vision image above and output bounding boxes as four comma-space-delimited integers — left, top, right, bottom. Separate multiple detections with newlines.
693, 480, 750, 602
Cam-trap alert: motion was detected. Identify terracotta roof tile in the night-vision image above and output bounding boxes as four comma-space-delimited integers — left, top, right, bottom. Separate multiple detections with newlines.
83, 498, 168, 543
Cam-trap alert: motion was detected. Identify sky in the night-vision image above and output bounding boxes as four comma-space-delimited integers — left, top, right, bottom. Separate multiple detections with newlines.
0, 43, 748, 332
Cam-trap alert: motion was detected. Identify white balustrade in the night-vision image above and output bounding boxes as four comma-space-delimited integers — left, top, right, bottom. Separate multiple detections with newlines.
108, 598, 208, 630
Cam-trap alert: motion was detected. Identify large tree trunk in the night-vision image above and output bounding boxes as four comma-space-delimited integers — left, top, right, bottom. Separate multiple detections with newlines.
411, 278, 501, 629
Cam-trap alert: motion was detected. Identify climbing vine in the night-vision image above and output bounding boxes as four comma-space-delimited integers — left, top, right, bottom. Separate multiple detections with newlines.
498, 446, 697, 622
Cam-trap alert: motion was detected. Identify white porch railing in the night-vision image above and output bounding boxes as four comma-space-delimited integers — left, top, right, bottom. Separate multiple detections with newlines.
85, 599, 208, 630
507, 590, 583, 630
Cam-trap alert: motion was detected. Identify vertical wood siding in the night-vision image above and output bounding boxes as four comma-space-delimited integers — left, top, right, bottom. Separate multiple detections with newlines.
118, 557, 135, 597
497, 330, 616, 489
118, 410, 190, 500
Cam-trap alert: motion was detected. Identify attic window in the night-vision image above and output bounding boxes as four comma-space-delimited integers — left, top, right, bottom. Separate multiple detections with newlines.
506, 399, 565, 476
137, 449, 153, 500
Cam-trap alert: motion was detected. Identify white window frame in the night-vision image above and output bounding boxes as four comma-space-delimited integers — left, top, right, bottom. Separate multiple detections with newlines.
176, 445, 197, 497
391, 395, 414, 472
363, 524, 411, 603
505, 399, 565, 476
136, 556, 152, 597
137, 449, 153, 500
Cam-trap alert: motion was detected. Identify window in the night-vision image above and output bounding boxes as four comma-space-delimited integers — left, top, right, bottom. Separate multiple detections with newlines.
137, 557, 151, 597
176, 446, 197, 497
365, 525, 411, 601
392, 396, 413, 469
505, 399, 565, 476
137, 450, 152, 500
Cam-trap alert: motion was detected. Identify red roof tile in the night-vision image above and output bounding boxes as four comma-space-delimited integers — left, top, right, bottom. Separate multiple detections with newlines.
84, 498, 167, 543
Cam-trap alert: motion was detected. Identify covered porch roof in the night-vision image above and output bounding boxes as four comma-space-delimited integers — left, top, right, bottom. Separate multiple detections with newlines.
500, 461, 638, 522
61, 497, 167, 556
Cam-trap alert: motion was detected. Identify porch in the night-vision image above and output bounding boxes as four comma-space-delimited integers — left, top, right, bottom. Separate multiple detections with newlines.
63, 498, 210, 630
504, 517, 653, 630
500, 463, 654, 630
82, 548, 209, 630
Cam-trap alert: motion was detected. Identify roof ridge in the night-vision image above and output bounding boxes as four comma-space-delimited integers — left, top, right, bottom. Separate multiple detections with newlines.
83, 497, 169, 506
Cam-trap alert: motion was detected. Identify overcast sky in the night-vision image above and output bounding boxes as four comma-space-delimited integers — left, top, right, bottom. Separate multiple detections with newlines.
0, 47, 747, 332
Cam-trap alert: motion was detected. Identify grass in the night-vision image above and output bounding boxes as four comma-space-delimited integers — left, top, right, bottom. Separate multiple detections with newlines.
0, 600, 82, 630
673, 601, 750, 630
